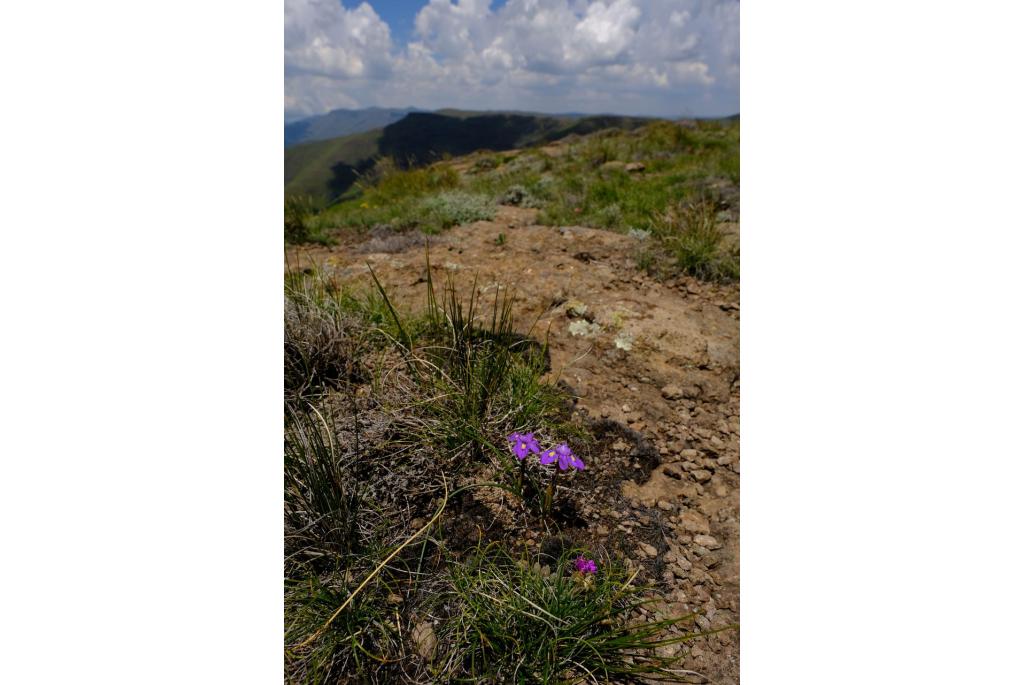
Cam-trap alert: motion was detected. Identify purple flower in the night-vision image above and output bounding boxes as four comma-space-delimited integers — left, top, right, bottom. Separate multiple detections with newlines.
574, 556, 597, 575
540, 447, 557, 465
508, 432, 541, 460
554, 443, 585, 471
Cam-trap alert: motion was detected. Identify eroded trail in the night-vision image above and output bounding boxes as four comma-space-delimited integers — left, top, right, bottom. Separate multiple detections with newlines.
289, 206, 740, 684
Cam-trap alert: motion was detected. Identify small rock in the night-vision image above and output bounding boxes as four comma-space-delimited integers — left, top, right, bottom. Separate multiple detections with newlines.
694, 534, 722, 550
692, 469, 713, 483
639, 542, 658, 557
661, 384, 684, 400
672, 559, 693, 577
625, 161, 646, 173
411, 621, 437, 660
695, 615, 712, 631
679, 511, 711, 534
657, 500, 674, 511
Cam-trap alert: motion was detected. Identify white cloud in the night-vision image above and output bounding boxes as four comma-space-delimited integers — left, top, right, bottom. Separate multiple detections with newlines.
284, 0, 392, 79
283, 0, 739, 119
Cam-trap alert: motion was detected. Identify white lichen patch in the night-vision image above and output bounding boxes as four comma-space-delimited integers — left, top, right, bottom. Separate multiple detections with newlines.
614, 331, 635, 351
568, 320, 601, 338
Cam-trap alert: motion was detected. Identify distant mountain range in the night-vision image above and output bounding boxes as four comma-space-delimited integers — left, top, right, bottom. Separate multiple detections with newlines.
284, 107, 424, 148
284, 110, 658, 200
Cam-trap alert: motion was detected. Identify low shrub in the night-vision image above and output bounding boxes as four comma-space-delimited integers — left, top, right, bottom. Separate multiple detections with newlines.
418, 191, 496, 230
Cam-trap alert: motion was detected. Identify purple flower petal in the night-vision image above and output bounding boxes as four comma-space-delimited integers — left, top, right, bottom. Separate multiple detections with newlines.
523, 432, 542, 454
570, 455, 585, 470
540, 449, 557, 465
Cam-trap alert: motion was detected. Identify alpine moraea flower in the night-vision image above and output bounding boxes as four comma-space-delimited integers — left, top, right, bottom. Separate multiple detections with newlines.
508, 432, 540, 460
554, 443, 584, 471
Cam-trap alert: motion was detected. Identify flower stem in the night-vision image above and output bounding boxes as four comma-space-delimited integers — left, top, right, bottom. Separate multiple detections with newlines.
544, 468, 558, 516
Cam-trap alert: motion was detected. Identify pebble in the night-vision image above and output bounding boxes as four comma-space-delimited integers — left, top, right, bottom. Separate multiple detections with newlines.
657, 500, 674, 511
661, 384, 684, 400
639, 542, 659, 557
692, 469, 713, 482
411, 621, 437, 660
678, 511, 711, 534
694, 534, 722, 550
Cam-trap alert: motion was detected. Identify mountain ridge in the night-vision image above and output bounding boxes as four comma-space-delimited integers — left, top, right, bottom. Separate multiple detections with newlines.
284, 110, 660, 200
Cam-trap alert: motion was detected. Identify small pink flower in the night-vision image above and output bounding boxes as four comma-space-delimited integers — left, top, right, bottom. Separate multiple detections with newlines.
573, 555, 597, 574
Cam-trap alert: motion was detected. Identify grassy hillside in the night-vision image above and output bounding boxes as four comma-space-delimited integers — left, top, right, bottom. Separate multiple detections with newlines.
284, 129, 383, 199
284, 111, 656, 201
291, 118, 739, 282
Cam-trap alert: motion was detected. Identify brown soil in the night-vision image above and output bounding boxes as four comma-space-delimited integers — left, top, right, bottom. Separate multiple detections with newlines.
288, 205, 740, 684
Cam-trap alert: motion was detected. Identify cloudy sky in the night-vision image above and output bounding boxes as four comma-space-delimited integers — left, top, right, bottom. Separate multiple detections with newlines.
285, 0, 739, 122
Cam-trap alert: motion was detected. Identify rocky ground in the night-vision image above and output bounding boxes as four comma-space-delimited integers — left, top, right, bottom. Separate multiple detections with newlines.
288, 205, 740, 684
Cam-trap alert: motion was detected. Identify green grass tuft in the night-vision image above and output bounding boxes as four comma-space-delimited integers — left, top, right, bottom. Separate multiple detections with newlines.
653, 200, 739, 283
433, 544, 706, 683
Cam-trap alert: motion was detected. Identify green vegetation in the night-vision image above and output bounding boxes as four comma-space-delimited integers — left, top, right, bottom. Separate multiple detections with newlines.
290, 118, 739, 283
283, 261, 719, 683
284, 194, 332, 245
650, 199, 739, 282
434, 544, 705, 684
